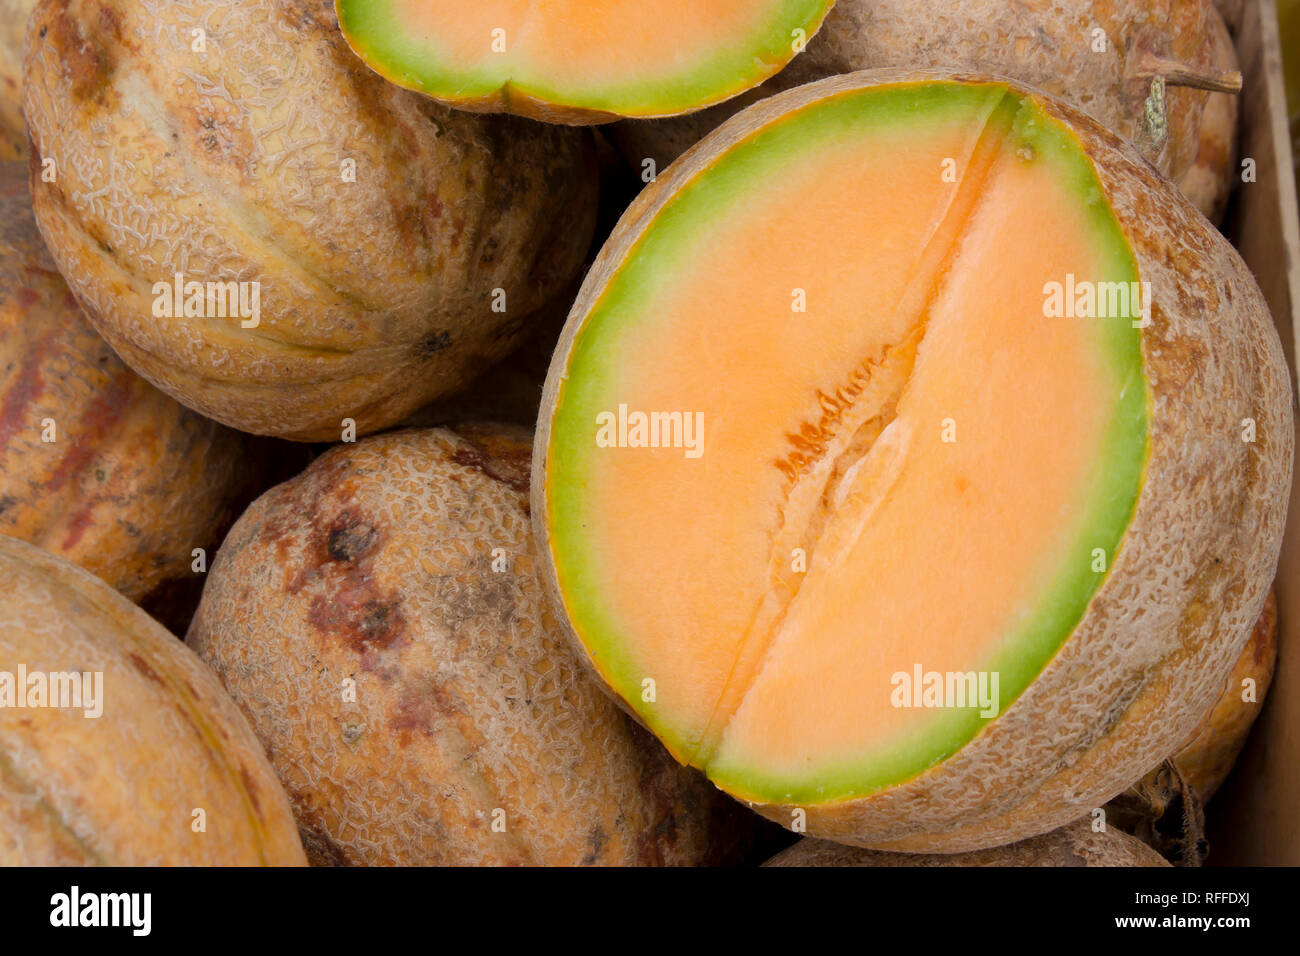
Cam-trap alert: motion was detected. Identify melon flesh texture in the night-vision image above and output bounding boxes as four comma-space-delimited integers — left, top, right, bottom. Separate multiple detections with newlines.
545, 82, 1148, 804
336, 0, 833, 121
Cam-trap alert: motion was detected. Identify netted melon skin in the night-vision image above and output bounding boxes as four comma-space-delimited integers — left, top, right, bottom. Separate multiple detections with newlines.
0, 536, 307, 865
189, 426, 760, 866
22, 0, 597, 441
1173, 591, 1277, 802
0, 162, 291, 633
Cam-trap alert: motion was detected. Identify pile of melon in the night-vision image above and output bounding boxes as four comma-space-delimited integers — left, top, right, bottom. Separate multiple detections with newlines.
0, 0, 1290, 867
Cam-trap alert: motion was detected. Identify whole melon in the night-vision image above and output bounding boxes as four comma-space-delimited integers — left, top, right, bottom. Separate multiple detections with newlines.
533, 71, 1292, 852
22, 0, 597, 441
0, 535, 306, 865
0, 0, 34, 159
766, 819, 1169, 867
0, 161, 296, 633
188, 425, 764, 865
611, 0, 1241, 221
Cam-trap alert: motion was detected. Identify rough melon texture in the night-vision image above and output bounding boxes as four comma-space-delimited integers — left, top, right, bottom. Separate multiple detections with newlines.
1173, 589, 1277, 802
0, 162, 297, 633
535, 71, 1293, 852
0, 0, 34, 159
409, 138, 651, 433
407, 132, 639, 430
765, 819, 1169, 867
188, 426, 764, 865
1106, 591, 1278, 864
403, 278, 574, 430
0, 535, 306, 865
611, 0, 1241, 221
22, 0, 597, 441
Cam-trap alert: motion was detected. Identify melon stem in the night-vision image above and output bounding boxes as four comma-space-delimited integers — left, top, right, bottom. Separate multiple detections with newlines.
1134, 53, 1243, 94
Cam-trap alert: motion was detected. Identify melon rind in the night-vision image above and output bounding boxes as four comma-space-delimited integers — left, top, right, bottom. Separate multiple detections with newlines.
335, 0, 836, 124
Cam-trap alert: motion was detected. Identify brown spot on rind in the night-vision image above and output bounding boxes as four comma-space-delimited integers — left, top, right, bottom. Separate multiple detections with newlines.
45, 370, 140, 492
126, 651, 162, 685
417, 330, 452, 356
59, 503, 97, 550
300, 823, 351, 867
48, 1, 117, 105
307, 588, 406, 654
238, 764, 263, 816
388, 682, 456, 739
582, 826, 608, 865
447, 429, 532, 494
327, 516, 378, 562
0, 330, 52, 450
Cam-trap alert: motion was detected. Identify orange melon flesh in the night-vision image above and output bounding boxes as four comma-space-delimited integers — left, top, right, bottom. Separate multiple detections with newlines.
336, 0, 834, 119
543, 82, 1148, 805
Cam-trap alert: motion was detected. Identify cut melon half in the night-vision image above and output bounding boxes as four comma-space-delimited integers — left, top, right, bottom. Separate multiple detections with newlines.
541, 77, 1156, 807
334, 0, 835, 123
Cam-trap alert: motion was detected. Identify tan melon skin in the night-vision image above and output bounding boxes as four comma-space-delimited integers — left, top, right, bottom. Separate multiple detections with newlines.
405, 134, 642, 430
766, 819, 1169, 867
188, 426, 764, 866
611, 0, 1239, 222
1171, 589, 1277, 802
0, 162, 299, 633
0, 0, 34, 159
533, 70, 1294, 853
1104, 593, 1276, 861
0, 535, 306, 865
21, 0, 597, 442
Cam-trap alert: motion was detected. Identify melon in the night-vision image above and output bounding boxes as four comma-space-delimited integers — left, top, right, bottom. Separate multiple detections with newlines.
0, 0, 33, 159
0, 535, 306, 865
533, 71, 1292, 852
611, 0, 1242, 221
22, 0, 597, 442
0, 162, 296, 633
188, 426, 766, 865
1171, 589, 1277, 802
1106, 591, 1277, 864
766, 819, 1169, 867
335, 0, 835, 125
1176, 7, 1241, 223
1215, 0, 1244, 34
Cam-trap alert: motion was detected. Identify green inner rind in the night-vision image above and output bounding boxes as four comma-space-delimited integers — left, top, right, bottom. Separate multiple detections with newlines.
546, 80, 1150, 805
336, 0, 832, 117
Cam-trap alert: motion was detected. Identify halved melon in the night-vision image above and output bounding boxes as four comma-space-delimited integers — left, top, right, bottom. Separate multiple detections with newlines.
533, 71, 1293, 851
334, 0, 834, 124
